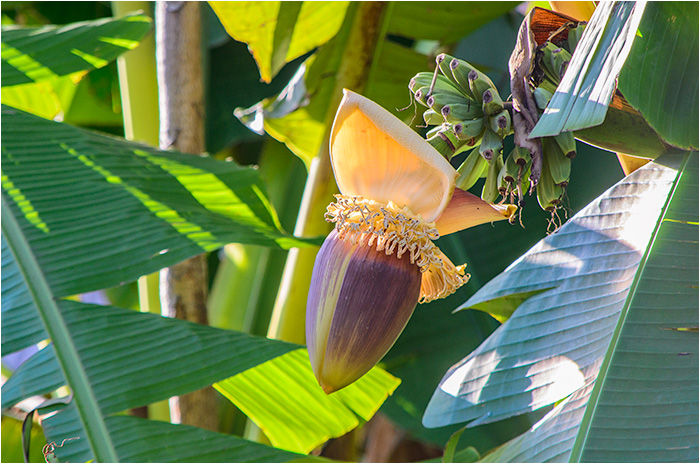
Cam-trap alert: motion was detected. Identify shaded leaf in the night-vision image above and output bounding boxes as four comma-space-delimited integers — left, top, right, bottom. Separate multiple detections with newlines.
215, 348, 400, 453
1, 106, 316, 354
424, 151, 698, 462
1, 300, 296, 412
40, 404, 322, 463
530, 2, 645, 137
387, 2, 519, 44
617, 1, 699, 150
209, 1, 349, 82
1, 13, 152, 87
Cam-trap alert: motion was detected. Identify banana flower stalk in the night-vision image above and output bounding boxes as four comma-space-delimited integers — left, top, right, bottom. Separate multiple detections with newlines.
306, 90, 516, 393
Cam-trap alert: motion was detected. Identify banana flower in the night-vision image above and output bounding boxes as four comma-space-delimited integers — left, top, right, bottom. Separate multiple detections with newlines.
306, 90, 516, 393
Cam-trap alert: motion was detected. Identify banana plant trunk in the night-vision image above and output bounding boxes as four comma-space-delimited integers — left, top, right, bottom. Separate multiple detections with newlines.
155, 0, 218, 431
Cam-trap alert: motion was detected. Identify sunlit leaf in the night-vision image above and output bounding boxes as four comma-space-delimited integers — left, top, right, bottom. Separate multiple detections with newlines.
215, 349, 400, 454
1, 106, 316, 355
424, 151, 698, 461
209, 1, 349, 83
1, 13, 151, 87
530, 2, 646, 137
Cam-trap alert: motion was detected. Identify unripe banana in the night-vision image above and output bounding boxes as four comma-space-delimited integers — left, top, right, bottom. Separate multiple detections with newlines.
479, 128, 503, 161
554, 131, 577, 158
512, 145, 532, 168
426, 91, 469, 113
533, 86, 554, 110
503, 148, 521, 184
536, 156, 564, 211
441, 101, 482, 123
456, 147, 488, 191
481, 153, 503, 203
428, 126, 471, 160
435, 53, 474, 99
482, 88, 505, 116
567, 23, 586, 52
409, 72, 463, 95
540, 42, 571, 82
543, 138, 571, 186
423, 108, 444, 125
413, 86, 431, 106
497, 155, 511, 196
468, 72, 496, 104
447, 58, 479, 100
488, 109, 512, 138
453, 118, 485, 141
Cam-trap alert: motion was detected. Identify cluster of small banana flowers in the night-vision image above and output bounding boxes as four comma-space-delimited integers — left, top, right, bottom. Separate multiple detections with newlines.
409, 54, 516, 207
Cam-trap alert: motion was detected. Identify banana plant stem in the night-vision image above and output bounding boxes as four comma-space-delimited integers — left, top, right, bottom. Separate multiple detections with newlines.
111, 1, 170, 423
2, 196, 118, 462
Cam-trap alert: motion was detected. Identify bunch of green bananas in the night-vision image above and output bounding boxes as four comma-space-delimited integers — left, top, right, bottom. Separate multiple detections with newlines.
408, 53, 514, 204
527, 25, 585, 211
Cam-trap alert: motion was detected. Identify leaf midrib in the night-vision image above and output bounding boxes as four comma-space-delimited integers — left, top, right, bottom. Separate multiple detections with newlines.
568, 151, 691, 461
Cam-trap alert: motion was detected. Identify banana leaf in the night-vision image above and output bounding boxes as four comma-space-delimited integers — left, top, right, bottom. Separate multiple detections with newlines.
423, 151, 698, 461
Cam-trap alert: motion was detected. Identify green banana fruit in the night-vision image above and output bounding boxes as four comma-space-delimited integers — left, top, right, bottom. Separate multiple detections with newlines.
427, 92, 469, 113
456, 147, 489, 191
533, 86, 554, 110
512, 145, 532, 168
543, 138, 571, 186
553, 131, 577, 158
482, 88, 505, 116
481, 153, 503, 203
536, 155, 564, 211
441, 101, 482, 123
423, 108, 444, 125
409, 72, 463, 95
447, 58, 479, 100
567, 23, 586, 52
479, 128, 502, 161
488, 109, 512, 137
453, 118, 485, 141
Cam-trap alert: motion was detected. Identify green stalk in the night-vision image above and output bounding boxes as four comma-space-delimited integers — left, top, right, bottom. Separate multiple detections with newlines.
111, 1, 169, 423
267, 1, 389, 343
1, 196, 118, 462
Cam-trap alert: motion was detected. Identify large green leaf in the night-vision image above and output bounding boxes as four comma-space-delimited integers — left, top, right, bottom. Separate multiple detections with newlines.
215, 348, 400, 454
40, 404, 319, 463
423, 151, 698, 461
2, 301, 399, 460
1, 13, 152, 87
617, 2, 699, 150
1, 105, 315, 354
209, 1, 349, 83
530, 2, 646, 137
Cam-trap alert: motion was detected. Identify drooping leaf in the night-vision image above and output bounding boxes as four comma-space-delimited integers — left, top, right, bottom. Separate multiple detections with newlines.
1, 105, 316, 354
40, 404, 323, 463
1, 13, 152, 87
215, 348, 400, 454
617, 1, 699, 150
209, 1, 349, 83
530, 2, 646, 137
423, 151, 698, 462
